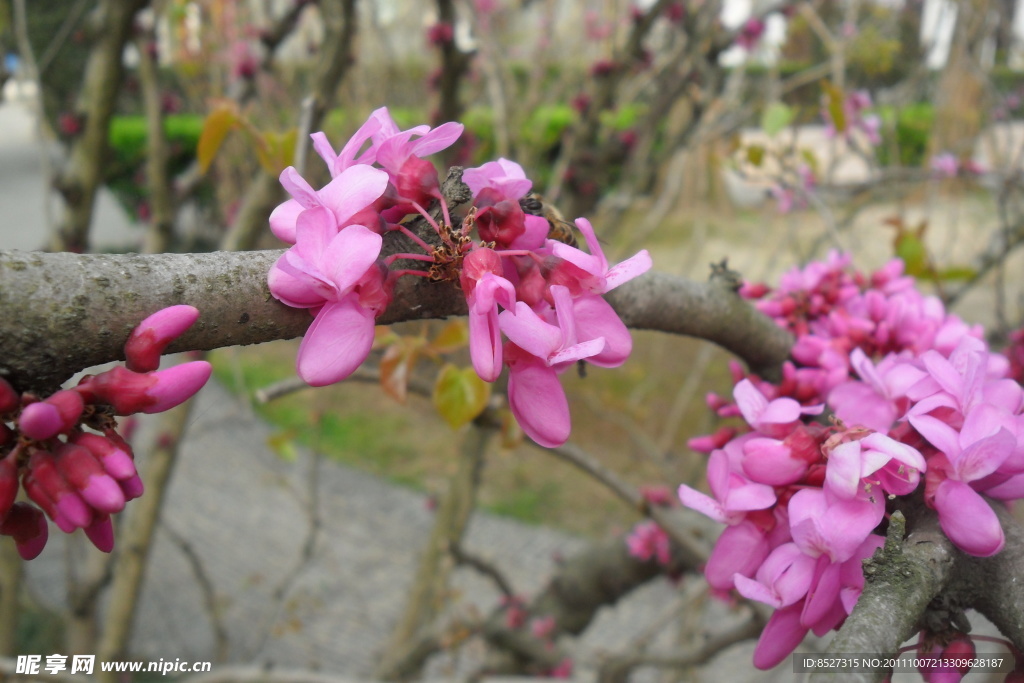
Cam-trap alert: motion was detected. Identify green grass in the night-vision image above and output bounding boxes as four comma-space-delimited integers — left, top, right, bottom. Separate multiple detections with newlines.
210, 345, 421, 481
484, 481, 562, 525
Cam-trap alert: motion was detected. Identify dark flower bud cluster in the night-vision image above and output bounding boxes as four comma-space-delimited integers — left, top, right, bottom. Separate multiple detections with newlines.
0, 306, 210, 559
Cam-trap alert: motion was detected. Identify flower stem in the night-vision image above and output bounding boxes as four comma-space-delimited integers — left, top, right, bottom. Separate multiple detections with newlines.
385, 252, 435, 266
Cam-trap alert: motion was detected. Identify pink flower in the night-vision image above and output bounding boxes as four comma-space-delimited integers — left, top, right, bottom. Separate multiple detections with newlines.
309, 113, 383, 178
788, 488, 884, 563
733, 379, 823, 439
460, 248, 517, 382
499, 287, 606, 447
824, 433, 926, 500
549, 218, 652, 296
753, 600, 809, 669
626, 520, 671, 565
270, 214, 387, 386
704, 519, 771, 592
270, 164, 390, 244
829, 349, 922, 432
912, 405, 1016, 556
530, 615, 556, 639
372, 112, 464, 207
463, 158, 533, 200
931, 153, 959, 179
734, 542, 816, 609
678, 437, 777, 524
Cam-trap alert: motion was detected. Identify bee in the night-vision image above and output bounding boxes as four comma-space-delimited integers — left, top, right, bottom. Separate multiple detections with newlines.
519, 192, 579, 248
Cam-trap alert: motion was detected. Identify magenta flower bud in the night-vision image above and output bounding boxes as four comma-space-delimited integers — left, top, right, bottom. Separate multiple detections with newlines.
84, 516, 114, 553
0, 454, 18, 519
18, 402, 64, 440
76, 361, 210, 415
53, 491, 91, 530
0, 376, 18, 413
0, 423, 12, 447
54, 443, 126, 514
70, 432, 136, 480
25, 451, 93, 530
118, 474, 144, 501
44, 390, 85, 434
141, 361, 212, 413
124, 305, 200, 373
0, 503, 49, 560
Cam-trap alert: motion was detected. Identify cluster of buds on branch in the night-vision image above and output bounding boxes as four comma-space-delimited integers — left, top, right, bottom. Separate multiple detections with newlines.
0, 306, 210, 559
268, 107, 651, 446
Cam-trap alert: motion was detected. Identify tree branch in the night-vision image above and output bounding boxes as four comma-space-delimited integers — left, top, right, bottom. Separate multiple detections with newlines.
0, 246, 792, 394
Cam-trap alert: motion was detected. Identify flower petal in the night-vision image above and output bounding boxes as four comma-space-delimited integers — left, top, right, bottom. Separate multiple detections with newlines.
753, 601, 809, 670
934, 479, 1005, 556
705, 520, 769, 590
269, 199, 303, 244
296, 297, 376, 386
677, 484, 729, 523
570, 295, 633, 368
321, 225, 384, 294
317, 165, 389, 227
604, 250, 652, 291
507, 360, 570, 447
499, 303, 562, 360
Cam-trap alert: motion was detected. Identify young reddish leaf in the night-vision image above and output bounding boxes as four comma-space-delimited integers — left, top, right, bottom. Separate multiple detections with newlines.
373, 326, 401, 349
433, 364, 491, 430
499, 408, 524, 449
197, 103, 241, 174
380, 338, 425, 404
428, 320, 470, 356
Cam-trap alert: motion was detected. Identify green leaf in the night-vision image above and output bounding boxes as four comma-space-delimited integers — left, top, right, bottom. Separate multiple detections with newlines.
428, 320, 469, 355
267, 430, 299, 462
761, 102, 794, 137
746, 144, 766, 167
894, 233, 928, 277
433, 364, 491, 430
822, 80, 846, 135
254, 128, 298, 175
197, 104, 240, 174
936, 266, 977, 282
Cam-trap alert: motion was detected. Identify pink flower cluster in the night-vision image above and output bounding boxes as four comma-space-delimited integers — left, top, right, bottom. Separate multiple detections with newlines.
0, 306, 210, 559
680, 253, 1024, 671
268, 108, 651, 447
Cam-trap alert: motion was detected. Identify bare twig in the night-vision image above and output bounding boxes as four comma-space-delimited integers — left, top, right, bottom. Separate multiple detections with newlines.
161, 524, 230, 661
448, 541, 517, 598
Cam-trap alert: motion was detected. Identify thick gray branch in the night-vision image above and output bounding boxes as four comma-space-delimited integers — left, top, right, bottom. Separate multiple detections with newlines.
0, 249, 792, 394
816, 503, 1024, 683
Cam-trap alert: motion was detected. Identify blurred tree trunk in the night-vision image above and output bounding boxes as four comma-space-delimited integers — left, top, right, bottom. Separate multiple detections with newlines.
993, 0, 1017, 65
49, 0, 149, 253
929, 0, 993, 162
